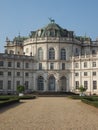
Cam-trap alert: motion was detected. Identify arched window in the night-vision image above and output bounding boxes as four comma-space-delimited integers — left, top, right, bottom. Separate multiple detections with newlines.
61, 48, 66, 60
38, 48, 43, 60
49, 48, 55, 60
37, 76, 44, 91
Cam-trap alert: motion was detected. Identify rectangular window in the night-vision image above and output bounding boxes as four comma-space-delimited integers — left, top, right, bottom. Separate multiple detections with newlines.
62, 63, 65, 70
0, 71, 3, 76
0, 80, 3, 89
8, 62, 12, 67
92, 50, 96, 54
84, 72, 87, 76
75, 73, 79, 76
39, 63, 42, 70
75, 63, 79, 68
93, 72, 96, 76
17, 62, 20, 68
25, 63, 29, 68
0, 61, 4, 66
93, 81, 97, 89
17, 72, 20, 76
50, 63, 54, 70
25, 81, 29, 90
92, 62, 96, 67
16, 81, 20, 86
25, 72, 29, 77
75, 81, 79, 89
8, 72, 11, 76
84, 81, 88, 89
84, 62, 87, 68
8, 80, 11, 90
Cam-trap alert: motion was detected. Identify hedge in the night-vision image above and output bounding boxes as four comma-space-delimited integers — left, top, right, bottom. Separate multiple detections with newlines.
0, 98, 20, 108
81, 98, 98, 107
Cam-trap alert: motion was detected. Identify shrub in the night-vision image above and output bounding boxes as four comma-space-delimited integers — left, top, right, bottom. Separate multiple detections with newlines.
17, 85, 24, 93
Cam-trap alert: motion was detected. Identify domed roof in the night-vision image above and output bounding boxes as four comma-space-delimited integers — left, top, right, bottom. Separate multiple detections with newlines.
30, 20, 73, 38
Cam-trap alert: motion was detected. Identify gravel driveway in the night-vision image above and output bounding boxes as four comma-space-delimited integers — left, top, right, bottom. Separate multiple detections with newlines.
0, 97, 98, 130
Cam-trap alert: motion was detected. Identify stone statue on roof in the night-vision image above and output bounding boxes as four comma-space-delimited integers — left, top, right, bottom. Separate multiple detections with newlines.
48, 17, 55, 23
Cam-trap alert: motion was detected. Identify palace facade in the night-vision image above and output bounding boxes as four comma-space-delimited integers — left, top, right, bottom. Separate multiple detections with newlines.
0, 21, 98, 95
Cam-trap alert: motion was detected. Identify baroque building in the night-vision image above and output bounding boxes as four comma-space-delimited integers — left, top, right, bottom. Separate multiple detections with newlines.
0, 20, 98, 95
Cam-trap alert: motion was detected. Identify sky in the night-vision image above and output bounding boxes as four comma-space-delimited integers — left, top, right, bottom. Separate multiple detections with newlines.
0, 0, 98, 52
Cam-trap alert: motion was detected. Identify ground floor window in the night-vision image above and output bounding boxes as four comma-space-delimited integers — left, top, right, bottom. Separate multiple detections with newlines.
93, 81, 97, 89
37, 76, 44, 91
25, 81, 29, 90
84, 81, 88, 89
48, 76, 55, 91
0, 80, 3, 89
75, 81, 79, 89
8, 80, 11, 90
60, 76, 66, 91
16, 81, 20, 87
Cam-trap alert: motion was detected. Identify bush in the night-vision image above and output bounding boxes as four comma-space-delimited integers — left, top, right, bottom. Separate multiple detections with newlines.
81, 98, 98, 107
17, 85, 24, 93
19, 95, 36, 100
0, 97, 20, 108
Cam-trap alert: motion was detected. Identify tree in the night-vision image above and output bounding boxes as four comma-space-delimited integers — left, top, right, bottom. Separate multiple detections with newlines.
17, 85, 24, 93
78, 85, 86, 96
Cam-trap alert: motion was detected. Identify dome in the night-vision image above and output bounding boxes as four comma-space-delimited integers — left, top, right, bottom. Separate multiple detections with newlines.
30, 21, 73, 38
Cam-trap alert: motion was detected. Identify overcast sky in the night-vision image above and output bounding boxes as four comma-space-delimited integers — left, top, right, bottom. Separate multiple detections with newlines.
0, 0, 98, 52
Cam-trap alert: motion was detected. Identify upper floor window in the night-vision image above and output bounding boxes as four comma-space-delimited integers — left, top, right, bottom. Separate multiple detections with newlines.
61, 48, 66, 60
17, 72, 20, 76
8, 72, 11, 76
62, 63, 65, 70
93, 72, 96, 76
17, 62, 20, 68
75, 73, 79, 76
84, 72, 87, 76
92, 50, 96, 55
8, 62, 12, 67
25, 72, 29, 77
49, 48, 55, 60
38, 48, 43, 60
75, 48, 79, 56
84, 62, 87, 68
0, 71, 3, 76
39, 63, 42, 70
75, 63, 79, 68
0, 61, 4, 67
50, 63, 54, 70
92, 62, 96, 67
25, 63, 29, 68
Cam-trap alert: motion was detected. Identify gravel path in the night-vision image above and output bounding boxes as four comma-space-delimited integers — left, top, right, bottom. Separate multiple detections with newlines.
0, 97, 98, 130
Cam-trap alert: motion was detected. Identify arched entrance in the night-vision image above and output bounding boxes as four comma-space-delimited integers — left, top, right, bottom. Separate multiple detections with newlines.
60, 76, 66, 91
48, 76, 55, 91
37, 76, 44, 91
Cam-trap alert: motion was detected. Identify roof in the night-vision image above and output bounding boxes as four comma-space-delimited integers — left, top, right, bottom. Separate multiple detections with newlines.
30, 22, 74, 38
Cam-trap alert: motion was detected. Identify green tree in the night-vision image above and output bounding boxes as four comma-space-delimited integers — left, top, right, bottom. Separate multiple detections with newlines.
78, 85, 86, 96
17, 85, 24, 93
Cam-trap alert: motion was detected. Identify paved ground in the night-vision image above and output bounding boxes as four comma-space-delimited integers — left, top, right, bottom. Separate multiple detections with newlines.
0, 97, 98, 130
